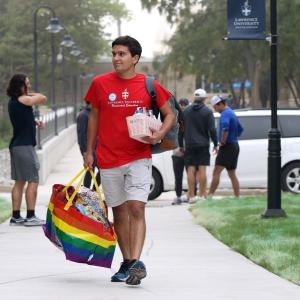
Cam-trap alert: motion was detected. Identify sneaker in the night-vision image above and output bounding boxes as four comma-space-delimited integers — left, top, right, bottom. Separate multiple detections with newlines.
24, 215, 45, 227
126, 260, 147, 285
111, 261, 131, 282
9, 216, 25, 226
172, 197, 182, 205
206, 194, 214, 200
181, 195, 189, 203
188, 197, 198, 204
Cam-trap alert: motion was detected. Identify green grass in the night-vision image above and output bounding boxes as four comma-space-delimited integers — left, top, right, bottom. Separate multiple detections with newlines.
189, 194, 300, 285
0, 138, 9, 149
0, 197, 11, 223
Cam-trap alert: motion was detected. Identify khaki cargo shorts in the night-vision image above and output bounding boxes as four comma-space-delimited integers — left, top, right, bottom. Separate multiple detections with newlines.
100, 158, 152, 207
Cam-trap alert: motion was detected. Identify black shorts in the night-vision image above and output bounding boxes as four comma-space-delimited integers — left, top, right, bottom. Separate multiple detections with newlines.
215, 143, 240, 170
184, 146, 210, 167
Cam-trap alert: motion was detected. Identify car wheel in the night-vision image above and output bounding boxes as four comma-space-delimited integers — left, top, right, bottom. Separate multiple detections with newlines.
281, 162, 300, 193
148, 168, 163, 200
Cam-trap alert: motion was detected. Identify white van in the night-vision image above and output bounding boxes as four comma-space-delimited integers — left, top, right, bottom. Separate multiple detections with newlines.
149, 109, 300, 199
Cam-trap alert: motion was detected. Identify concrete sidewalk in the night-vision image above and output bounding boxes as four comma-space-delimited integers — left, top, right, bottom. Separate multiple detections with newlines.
0, 145, 299, 300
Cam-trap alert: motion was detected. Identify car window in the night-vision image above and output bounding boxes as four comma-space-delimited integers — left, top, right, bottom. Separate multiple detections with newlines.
238, 116, 270, 140
279, 115, 300, 137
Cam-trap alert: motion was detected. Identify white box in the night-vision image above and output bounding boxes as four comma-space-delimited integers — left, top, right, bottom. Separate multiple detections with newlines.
126, 114, 162, 143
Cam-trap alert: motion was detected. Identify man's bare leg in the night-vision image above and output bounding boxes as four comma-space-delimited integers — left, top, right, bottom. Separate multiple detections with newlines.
227, 169, 240, 197
127, 200, 146, 259
12, 181, 25, 211
25, 182, 38, 210
198, 166, 207, 197
125, 200, 147, 285
208, 165, 224, 195
112, 202, 131, 260
187, 166, 196, 198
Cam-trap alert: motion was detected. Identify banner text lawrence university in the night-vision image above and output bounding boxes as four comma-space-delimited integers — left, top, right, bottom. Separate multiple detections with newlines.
227, 0, 265, 40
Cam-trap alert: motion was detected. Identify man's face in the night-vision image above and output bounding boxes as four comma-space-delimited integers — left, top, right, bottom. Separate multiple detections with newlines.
213, 103, 223, 113
112, 45, 139, 74
179, 103, 188, 111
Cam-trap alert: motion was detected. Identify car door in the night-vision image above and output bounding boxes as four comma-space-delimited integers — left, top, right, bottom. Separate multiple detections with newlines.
234, 115, 270, 188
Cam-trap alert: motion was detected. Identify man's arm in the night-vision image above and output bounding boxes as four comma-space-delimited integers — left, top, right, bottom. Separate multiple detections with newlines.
208, 113, 218, 148
220, 129, 229, 146
143, 102, 175, 145
18, 93, 47, 106
84, 107, 98, 169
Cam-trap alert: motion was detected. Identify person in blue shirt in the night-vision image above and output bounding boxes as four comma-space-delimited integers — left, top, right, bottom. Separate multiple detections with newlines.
208, 95, 243, 198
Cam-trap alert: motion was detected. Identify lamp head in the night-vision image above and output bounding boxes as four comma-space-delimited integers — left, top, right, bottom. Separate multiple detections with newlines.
61, 34, 74, 48
46, 17, 63, 33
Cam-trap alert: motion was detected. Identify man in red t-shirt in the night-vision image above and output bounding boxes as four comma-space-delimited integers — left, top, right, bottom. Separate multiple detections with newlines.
84, 36, 175, 285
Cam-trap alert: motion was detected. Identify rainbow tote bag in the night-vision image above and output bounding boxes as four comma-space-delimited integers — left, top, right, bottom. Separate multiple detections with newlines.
43, 168, 116, 268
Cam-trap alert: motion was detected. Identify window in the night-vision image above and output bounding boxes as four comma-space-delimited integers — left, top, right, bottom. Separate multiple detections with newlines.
238, 116, 270, 140
279, 115, 300, 137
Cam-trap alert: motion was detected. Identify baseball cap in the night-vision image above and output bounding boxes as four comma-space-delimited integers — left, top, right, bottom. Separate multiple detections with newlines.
211, 95, 226, 106
179, 98, 189, 106
194, 88, 207, 98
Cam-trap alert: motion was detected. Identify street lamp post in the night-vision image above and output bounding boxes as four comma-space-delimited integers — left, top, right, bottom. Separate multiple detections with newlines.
262, 0, 286, 218
57, 47, 68, 128
69, 45, 84, 121
60, 34, 75, 129
50, 32, 58, 135
33, 5, 62, 143
72, 75, 78, 123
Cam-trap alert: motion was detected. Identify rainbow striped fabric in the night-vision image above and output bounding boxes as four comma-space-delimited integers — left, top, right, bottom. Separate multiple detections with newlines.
43, 169, 116, 268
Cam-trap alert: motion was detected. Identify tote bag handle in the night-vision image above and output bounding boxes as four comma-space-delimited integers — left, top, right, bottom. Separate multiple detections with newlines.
62, 168, 106, 218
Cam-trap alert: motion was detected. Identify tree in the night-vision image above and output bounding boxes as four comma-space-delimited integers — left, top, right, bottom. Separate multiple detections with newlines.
141, 0, 300, 108
0, 0, 128, 108
277, 0, 300, 107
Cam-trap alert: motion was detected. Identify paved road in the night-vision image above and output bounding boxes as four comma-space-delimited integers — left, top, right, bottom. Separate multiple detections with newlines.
0, 145, 299, 300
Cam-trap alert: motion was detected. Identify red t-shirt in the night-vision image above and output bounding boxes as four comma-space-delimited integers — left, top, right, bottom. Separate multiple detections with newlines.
84, 72, 171, 169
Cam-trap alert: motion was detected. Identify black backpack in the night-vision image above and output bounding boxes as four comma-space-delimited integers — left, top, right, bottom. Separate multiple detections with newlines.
145, 76, 184, 154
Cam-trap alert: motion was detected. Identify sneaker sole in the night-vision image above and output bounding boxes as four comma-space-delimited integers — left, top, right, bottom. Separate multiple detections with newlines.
111, 276, 128, 282
24, 223, 45, 227
9, 222, 24, 226
126, 266, 147, 285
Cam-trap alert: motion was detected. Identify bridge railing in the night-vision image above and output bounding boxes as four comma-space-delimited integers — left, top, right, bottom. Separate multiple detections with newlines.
37, 106, 75, 148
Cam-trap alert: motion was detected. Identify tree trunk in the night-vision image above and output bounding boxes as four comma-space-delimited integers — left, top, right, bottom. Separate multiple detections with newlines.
285, 75, 300, 107
243, 46, 262, 108
229, 84, 239, 108
251, 60, 262, 108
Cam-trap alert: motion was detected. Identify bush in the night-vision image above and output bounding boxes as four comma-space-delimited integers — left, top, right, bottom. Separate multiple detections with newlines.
0, 115, 11, 149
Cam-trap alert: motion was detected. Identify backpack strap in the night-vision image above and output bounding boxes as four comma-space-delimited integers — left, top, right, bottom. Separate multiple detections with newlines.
145, 75, 159, 118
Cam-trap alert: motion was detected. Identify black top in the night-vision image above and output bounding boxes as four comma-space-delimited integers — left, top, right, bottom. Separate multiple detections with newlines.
8, 97, 36, 148
183, 101, 218, 148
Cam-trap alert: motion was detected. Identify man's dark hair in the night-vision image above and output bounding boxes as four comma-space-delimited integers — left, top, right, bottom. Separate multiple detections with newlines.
217, 100, 226, 106
218, 96, 227, 106
7, 73, 27, 98
179, 98, 189, 106
112, 35, 142, 59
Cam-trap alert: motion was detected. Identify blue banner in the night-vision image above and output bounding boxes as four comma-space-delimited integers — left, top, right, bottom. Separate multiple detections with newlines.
227, 0, 266, 40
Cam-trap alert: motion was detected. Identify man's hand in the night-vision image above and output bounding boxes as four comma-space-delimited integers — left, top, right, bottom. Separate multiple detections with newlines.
84, 152, 94, 169
35, 119, 44, 129
142, 131, 164, 145
213, 146, 219, 155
